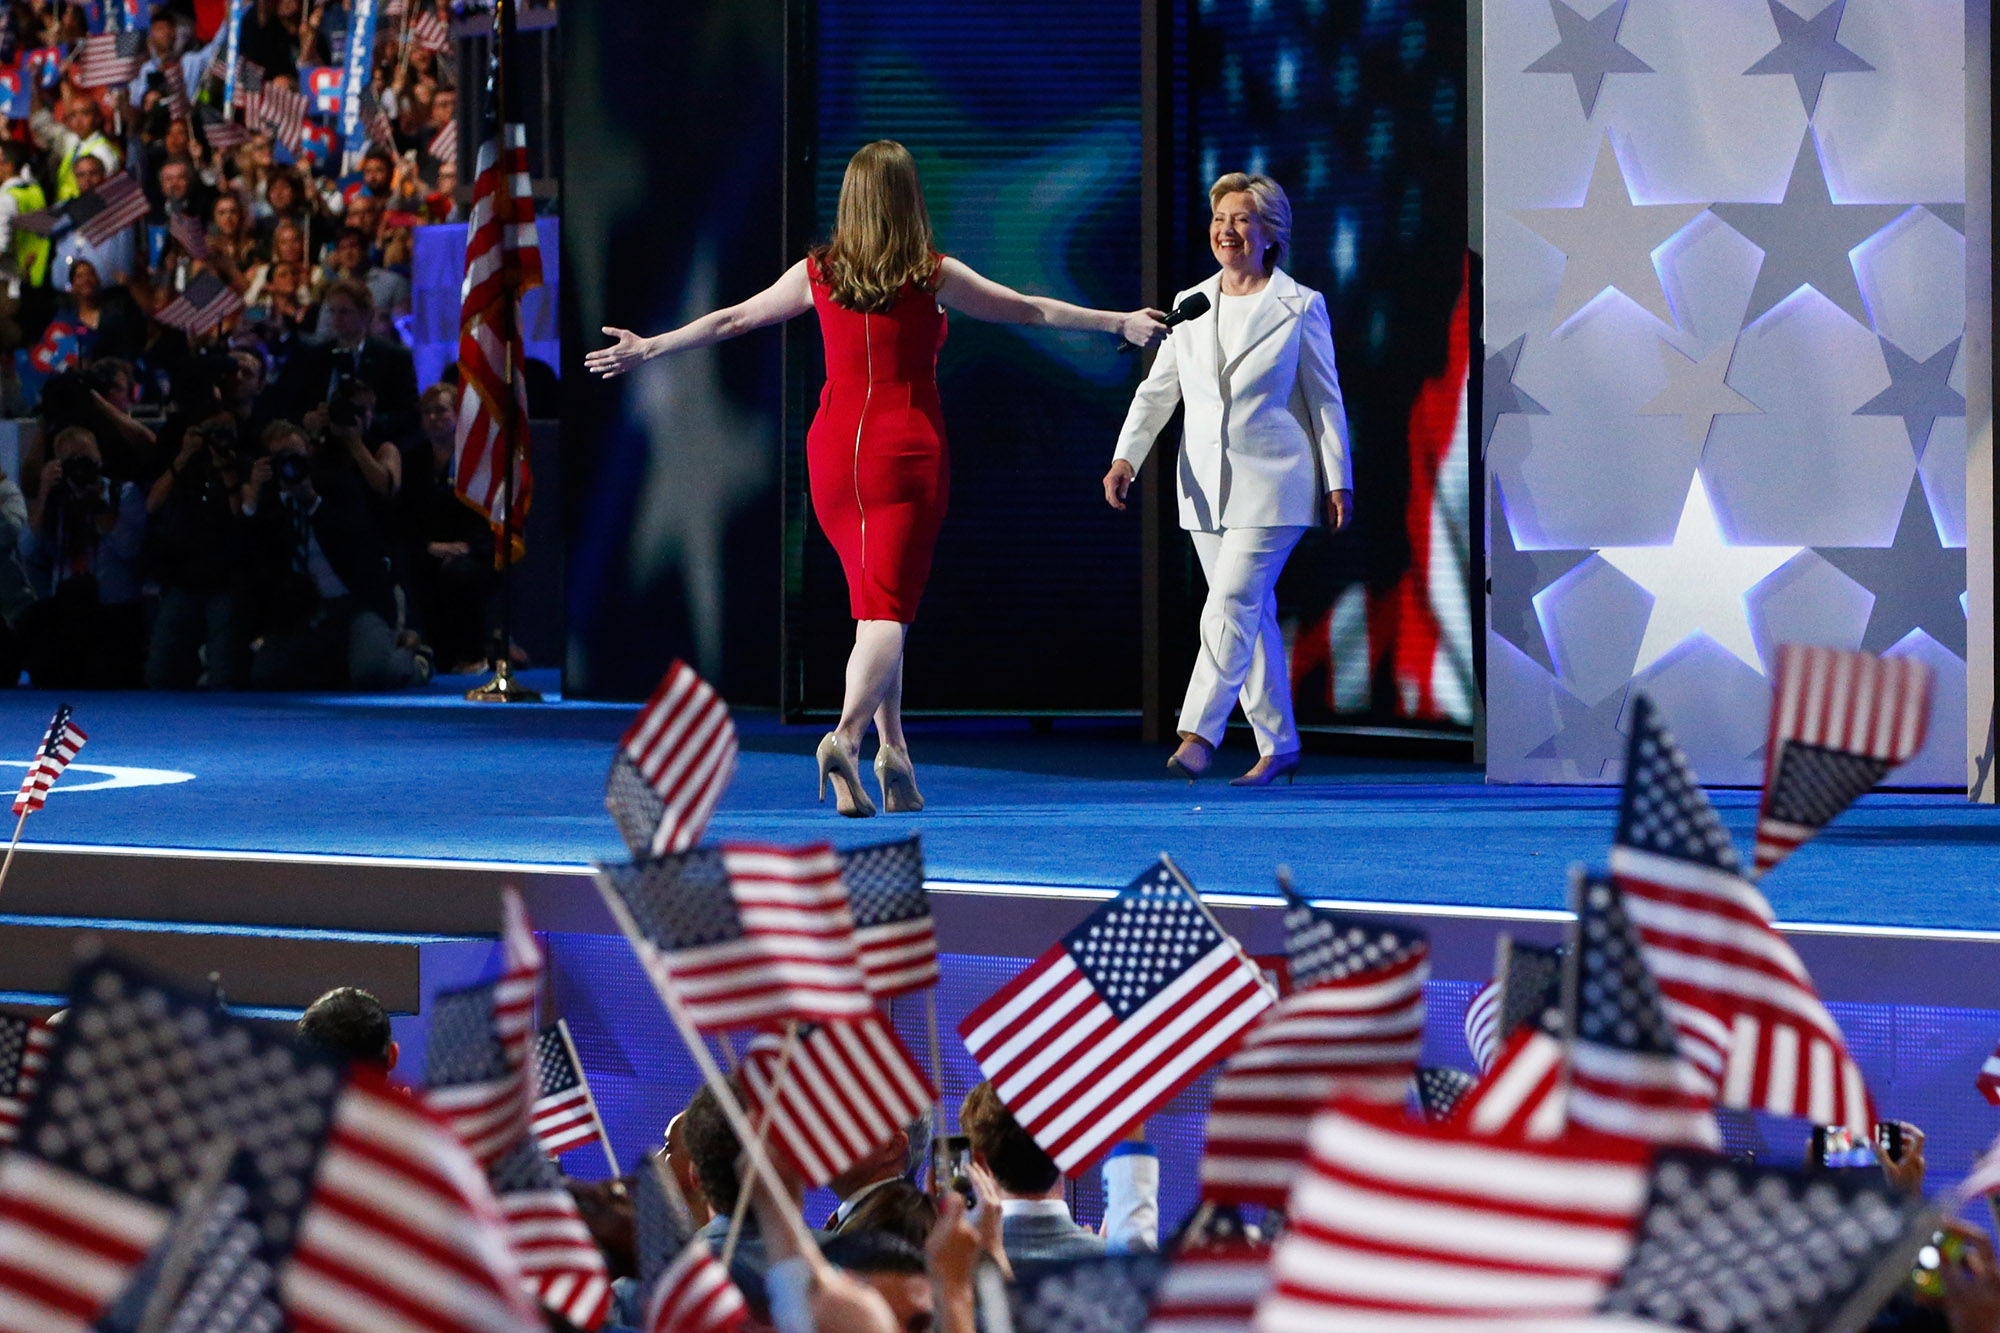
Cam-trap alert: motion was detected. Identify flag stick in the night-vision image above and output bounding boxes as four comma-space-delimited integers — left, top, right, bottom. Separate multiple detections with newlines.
923, 988, 943, 1117
0, 808, 30, 903
553, 1016, 620, 1178
591, 872, 823, 1270
721, 1019, 798, 1270
1161, 853, 1279, 1001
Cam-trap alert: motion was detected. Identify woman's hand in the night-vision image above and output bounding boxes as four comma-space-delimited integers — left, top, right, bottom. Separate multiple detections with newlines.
1103, 459, 1136, 511
1327, 488, 1353, 531
1120, 309, 1168, 347
586, 327, 655, 378
1879, 1121, 1926, 1195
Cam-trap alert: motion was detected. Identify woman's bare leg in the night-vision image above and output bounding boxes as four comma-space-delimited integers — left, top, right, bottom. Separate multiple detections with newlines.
835, 619, 907, 752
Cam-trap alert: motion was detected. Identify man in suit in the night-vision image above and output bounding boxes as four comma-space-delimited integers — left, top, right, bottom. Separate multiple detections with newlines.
825, 1109, 931, 1238
959, 1080, 1158, 1266
280, 277, 420, 441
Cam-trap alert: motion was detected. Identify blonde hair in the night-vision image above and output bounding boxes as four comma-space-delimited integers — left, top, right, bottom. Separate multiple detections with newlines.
813, 140, 941, 314
1209, 172, 1291, 274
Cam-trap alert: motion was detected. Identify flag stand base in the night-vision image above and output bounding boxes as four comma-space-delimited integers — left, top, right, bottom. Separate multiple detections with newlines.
464, 659, 542, 703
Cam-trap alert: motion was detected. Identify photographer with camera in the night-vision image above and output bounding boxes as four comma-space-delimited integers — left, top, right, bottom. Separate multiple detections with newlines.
24, 359, 159, 501
17, 424, 147, 687
278, 278, 418, 443
400, 382, 495, 673
144, 416, 251, 690
240, 421, 430, 691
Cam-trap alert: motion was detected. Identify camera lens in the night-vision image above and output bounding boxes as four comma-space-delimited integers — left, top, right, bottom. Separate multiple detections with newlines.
59, 455, 101, 488
275, 453, 309, 485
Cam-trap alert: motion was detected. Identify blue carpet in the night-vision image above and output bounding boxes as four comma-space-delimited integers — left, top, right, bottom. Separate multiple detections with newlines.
1, 686, 1995, 931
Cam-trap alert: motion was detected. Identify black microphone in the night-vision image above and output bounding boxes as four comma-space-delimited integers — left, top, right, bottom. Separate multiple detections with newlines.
1118, 292, 1211, 353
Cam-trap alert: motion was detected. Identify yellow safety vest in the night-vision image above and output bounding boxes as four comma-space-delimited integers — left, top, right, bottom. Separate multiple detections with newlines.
57, 135, 118, 202
5, 179, 49, 287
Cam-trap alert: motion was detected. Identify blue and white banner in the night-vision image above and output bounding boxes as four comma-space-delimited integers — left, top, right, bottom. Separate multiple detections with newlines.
339, 0, 378, 153
221, 0, 246, 111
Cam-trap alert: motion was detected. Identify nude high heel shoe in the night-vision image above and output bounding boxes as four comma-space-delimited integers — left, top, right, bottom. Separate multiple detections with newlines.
1167, 733, 1214, 782
1229, 751, 1301, 787
816, 733, 876, 818
874, 743, 925, 813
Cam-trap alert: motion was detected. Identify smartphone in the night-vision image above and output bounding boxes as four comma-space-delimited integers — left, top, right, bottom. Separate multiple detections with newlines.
1875, 1120, 1905, 1164
930, 1133, 972, 1198
1911, 1229, 1967, 1299
1810, 1125, 1878, 1169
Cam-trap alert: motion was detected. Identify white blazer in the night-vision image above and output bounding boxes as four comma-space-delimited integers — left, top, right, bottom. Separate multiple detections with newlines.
1113, 267, 1351, 532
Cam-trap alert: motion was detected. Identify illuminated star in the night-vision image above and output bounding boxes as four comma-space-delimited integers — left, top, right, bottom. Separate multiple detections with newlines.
1744, 0, 1874, 120
1709, 131, 1904, 329
1512, 138, 1707, 329
1489, 479, 1589, 675
1525, 0, 1653, 117
1854, 336, 1964, 460
1816, 477, 1967, 657
1637, 339, 1761, 452
1596, 472, 1803, 675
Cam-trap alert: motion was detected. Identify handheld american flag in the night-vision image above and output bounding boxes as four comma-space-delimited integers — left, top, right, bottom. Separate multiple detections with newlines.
251, 80, 308, 153
1413, 1065, 1477, 1122
1494, 936, 1564, 1053
424, 888, 542, 1165
161, 63, 190, 120
1614, 694, 1874, 1134
154, 272, 248, 338
13, 704, 85, 816
198, 106, 254, 152
1200, 894, 1427, 1205
1597, 1151, 1933, 1332
597, 844, 872, 1031
607, 662, 738, 858
453, 0, 542, 562
1450, 1006, 1569, 1141
1147, 1241, 1271, 1333
530, 1021, 606, 1159
959, 859, 1274, 1175
71, 174, 150, 247
72, 30, 146, 86
430, 118, 460, 166
738, 1014, 935, 1187
1753, 644, 1933, 879
1253, 1100, 1650, 1331
1463, 979, 1499, 1071
410, 7, 451, 52
1009, 1254, 1170, 1333
487, 1138, 613, 1330
0, 1014, 53, 1144
839, 835, 937, 998
1565, 872, 1719, 1150
634, 1155, 745, 1333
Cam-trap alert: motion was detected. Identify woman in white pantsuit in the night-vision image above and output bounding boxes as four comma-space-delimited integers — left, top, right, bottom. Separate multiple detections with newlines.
1104, 173, 1352, 785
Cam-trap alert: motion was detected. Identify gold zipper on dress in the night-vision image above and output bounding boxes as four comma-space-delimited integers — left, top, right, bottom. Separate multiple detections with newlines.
853, 312, 872, 584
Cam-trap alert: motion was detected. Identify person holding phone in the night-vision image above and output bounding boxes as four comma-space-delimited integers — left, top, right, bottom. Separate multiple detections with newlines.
1103, 173, 1352, 787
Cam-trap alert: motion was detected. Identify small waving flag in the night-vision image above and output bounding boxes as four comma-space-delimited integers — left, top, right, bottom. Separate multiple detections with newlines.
0, 1015, 54, 1144
1147, 1241, 1271, 1333
839, 836, 937, 998
429, 118, 458, 166
13, 704, 85, 816
71, 174, 149, 247
198, 105, 254, 152
960, 860, 1274, 1175
607, 662, 738, 858
160, 64, 189, 120
154, 272, 247, 338
1753, 644, 1933, 879
597, 843, 872, 1031
167, 208, 208, 260
1463, 979, 1499, 1072
410, 7, 451, 52
1010, 1254, 1169, 1333
634, 1156, 745, 1333
1451, 1006, 1570, 1141
530, 1021, 605, 1159
72, 30, 146, 86
423, 889, 542, 1165
487, 1138, 613, 1330
738, 1015, 935, 1188
252, 80, 308, 153
1414, 1065, 1477, 1122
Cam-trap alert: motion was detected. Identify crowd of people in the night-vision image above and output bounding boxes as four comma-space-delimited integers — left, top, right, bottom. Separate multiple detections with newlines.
0, 0, 517, 689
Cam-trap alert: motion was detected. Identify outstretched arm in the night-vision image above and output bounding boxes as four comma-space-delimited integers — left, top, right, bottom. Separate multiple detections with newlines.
935, 256, 1166, 347
586, 260, 814, 377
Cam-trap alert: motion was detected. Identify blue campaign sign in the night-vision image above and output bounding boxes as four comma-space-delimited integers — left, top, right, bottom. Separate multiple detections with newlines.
340, 0, 378, 152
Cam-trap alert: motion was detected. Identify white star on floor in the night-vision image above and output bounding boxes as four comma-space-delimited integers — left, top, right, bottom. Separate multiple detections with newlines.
1596, 472, 1802, 675
1638, 339, 1762, 451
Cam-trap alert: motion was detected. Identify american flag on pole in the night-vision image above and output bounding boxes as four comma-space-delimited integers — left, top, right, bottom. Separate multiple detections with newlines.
430, 119, 459, 165
1598, 1151, 1932, 1332
410, 7, 451, 52
633, 1156, 745, 1333
198, 105, 254, 152
1009, 1254, 1169, 1333
1463, 979, 1500, 1072
1977, 1037, 2000, 1105
1414, 1066, 1477, 1122
13, 704, 85, 815
1494, 936, 1564, 1055
1565, 872, 1719, 1150
1450, 1007, 1570, 1141
738, 1015, 935, 1188
161, 64, 190, 119
154, 272, 247, 338
1200, 897, 1427, 1206
1752, 644, 1933, 879
1253, 1100, 1650, 1331
252, 80, 308, 153
529, 1022, 604, 1158
231, 59, 265, 109
72, 30, 146, 86
486, 1138, 613, 1330
0, 960, 346, 1333
360, 89, 396, 150
959, 859, 1275, 1175
0, 1015, 53, 1145
1614, 694, 1874, 1134
597, 843, 872, 1030
839, 836, 937, 998
1146, 1242, 1272, 1333
169, 208, 209, 260
424, 889, 542, 1166
606, 662, 737, 858
453, 0, 542, 562
71, 174, 150, 247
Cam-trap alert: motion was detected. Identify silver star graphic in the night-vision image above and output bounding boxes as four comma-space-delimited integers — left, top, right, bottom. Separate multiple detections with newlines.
1490, 479, 1589, 675
1512, 138, 1707, 329
1855, 335, 1964, 459
1527, 682, 1632, 779
1524, 0, 1653, 116
1743, 0, 1874, 120
1709, 131, 1904, 329
1638, 339, 1762, 452
1816, 477, 1967, 657
1482, 334, 1550, 447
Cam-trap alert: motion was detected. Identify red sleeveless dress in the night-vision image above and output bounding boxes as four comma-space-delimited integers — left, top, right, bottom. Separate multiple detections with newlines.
806, 255, 950, 623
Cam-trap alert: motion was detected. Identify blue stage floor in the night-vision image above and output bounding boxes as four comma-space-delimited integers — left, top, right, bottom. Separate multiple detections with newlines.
2, 679, 1996, 932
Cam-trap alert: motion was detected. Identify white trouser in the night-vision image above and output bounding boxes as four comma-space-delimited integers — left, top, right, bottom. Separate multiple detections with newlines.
1177, 525, 1307, 755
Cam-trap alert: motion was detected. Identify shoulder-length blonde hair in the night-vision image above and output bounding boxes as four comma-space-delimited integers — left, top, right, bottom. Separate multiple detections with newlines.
1209, 172, 1291, 274
812, 141, 942, 314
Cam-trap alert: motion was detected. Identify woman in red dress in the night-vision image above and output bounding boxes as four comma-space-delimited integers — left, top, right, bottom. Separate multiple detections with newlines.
589, 141, 1164, 816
